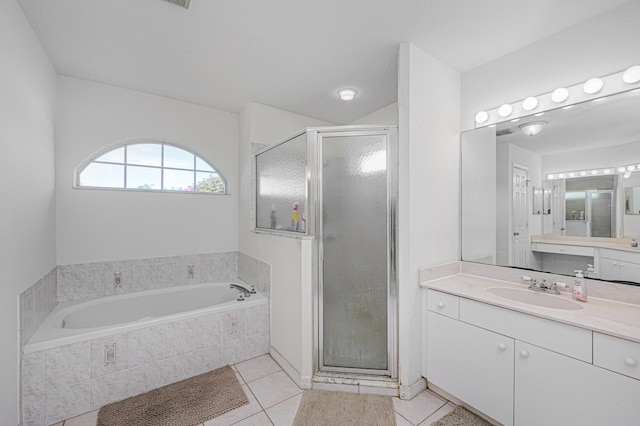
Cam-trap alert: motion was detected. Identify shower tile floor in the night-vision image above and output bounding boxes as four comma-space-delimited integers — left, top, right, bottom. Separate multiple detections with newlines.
53, 354, 456, 426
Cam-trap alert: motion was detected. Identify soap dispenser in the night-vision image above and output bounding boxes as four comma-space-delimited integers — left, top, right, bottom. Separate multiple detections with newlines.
632, 237, 638, 248
573, 270, 587, 302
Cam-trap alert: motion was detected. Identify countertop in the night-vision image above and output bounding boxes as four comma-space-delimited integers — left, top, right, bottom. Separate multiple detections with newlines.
421, 274, 640, 343
531, 235, 640, 254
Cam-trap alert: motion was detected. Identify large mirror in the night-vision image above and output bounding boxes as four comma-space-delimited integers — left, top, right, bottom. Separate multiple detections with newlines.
461, 88, 640, 285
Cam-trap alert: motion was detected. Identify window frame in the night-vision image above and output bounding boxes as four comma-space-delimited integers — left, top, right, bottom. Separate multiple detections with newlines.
74, 140, 229, 195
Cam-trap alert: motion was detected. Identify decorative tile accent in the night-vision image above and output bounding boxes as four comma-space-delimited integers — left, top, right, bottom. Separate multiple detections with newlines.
44, 380, 91, 425
44, 341, 91, 391
222, 310, 246, 344
22, 351, 45, 397
128, 326, 164, 368
90, 333, 129, 378
238, 252, 271, 295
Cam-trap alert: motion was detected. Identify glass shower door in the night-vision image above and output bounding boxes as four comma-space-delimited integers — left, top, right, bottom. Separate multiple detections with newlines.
318, 129, 395, 375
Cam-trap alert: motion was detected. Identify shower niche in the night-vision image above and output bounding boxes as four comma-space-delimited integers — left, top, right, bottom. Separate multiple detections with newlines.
255, 125, 398, 379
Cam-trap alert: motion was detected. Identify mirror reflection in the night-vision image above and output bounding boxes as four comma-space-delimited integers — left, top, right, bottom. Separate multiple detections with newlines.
461, 88, 640, 285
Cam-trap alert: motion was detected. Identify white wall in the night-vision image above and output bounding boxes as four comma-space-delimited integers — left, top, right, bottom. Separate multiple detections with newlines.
55, 77, 239, 264
0, 1, 57, 424
461, 1, 640, 131
238, 102, 330, 386
398, 43, 460, 396
349, 103, 398, 125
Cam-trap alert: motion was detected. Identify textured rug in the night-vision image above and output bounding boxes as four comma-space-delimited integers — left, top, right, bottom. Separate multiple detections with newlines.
431, 406, 493, 426
97, 365, 248, 426
292, 390, 396, 426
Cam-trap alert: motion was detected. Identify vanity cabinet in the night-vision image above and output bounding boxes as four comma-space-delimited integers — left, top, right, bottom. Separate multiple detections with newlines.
424, 289, 640, 426
427, 311, 514, 426
599, 249, 640, 281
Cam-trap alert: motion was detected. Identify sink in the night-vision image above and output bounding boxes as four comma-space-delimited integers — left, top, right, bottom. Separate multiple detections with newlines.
487, 287, 583, 310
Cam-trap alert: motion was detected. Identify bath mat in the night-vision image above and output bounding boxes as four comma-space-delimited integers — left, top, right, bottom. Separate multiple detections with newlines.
292, 389, 396, 426
97, 365, 248, 426
431, 406, 493, 426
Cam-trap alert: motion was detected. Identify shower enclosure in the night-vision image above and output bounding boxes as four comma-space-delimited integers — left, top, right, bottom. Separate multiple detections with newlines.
255, 126, 398, 379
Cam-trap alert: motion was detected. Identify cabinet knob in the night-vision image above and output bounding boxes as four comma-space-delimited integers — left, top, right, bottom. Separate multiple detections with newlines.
624, 357, 637, 367
520, 350, 530, 358
498, 343, 507, 351
437, 302, 445, 309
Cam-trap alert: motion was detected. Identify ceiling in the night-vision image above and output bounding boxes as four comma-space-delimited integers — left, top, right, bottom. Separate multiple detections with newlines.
17, 0, 632, 124
495, 89, 640, 156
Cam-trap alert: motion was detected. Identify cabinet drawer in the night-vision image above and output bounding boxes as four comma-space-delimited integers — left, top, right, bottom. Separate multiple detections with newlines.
427, 290, 459, 319
460, 298, 592, 362
600, 248, 640, 264
532, 243, 594, 256
594, 333, 640, 380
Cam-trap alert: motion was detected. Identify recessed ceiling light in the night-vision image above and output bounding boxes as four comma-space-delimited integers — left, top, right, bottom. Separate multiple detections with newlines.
338, 88, 357, 101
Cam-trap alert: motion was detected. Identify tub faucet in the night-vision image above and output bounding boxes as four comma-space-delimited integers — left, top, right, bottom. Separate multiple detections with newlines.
230, 283, 253, 298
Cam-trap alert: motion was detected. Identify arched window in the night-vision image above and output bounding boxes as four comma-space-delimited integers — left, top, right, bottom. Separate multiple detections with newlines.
75, 142, 227, 194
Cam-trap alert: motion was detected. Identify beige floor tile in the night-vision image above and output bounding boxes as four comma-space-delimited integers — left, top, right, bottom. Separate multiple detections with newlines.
264, 393, 303, 426
235, 355, 282, 383
204, 384, 262, 426
419, 403, 455, 425
233, 411, 274, 425
247, 371, 303, 409
63, 410, 99, 426
393, 390, 447, 425
396, 412, 415, 426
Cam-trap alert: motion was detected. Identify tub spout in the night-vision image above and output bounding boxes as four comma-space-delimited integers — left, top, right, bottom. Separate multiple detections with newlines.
230, 283, 252, 297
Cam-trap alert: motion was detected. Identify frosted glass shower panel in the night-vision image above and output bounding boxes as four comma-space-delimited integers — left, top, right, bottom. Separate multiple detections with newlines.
255, 133, 308, 234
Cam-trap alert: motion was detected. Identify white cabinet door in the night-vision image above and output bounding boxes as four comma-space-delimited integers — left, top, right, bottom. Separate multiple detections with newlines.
599, 257, 620, 281
619, 259, 640, 282
515, 341, 640, 426
427, 312, 514, 426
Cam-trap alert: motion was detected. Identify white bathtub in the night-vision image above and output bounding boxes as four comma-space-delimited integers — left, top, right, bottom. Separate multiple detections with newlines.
25, 280, 267, 353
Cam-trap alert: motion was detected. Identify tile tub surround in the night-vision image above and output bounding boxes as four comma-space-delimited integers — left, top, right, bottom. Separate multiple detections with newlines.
22, 303, 270, 425
20, 268, 58, 350
239, 252, 271, 296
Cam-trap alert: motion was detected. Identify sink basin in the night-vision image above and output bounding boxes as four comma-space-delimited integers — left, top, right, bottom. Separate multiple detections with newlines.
487, 287, 583, 310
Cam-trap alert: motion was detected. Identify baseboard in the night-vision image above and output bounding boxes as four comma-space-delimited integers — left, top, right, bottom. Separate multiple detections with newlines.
270, 346, 312, 390
399, 376, 427, 400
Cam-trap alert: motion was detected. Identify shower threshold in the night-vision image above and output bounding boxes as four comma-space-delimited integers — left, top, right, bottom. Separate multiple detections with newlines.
312, 371, 399, 396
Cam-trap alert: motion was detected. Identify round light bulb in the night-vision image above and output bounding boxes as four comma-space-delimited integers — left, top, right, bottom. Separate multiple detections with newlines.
618, 166, 627, 173
475, 111, 489, 124
568, 172, 575, 178
591, 170, 599, 175
547, 174, 555, 180
558, 173, 565, 179
583, 77, 603, 94
603, 169, 611, 174
623, 65, 640, 84
522, 97, 538, 111
579, 171, 587, 176
498, 104, 513, 117
551, 87, 569, 103
628, 165, 636, 171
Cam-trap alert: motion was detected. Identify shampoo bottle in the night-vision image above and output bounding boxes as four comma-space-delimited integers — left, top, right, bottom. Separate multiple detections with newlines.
573, 270, 587, 302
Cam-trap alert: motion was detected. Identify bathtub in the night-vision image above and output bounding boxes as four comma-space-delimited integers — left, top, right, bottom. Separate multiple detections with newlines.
25, 280, 267, 353
22, 279, 270, 424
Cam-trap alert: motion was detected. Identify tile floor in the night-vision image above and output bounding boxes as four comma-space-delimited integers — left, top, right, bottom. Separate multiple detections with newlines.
53, 355, 455, 426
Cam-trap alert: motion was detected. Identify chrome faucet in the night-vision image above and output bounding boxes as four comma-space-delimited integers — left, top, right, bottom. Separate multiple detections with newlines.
522, 276, 561, 295
230, 283, 255, 300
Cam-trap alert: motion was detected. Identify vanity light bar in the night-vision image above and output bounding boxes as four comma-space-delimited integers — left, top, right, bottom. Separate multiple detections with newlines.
475, 65, 640, 128
547, 164, 640, 180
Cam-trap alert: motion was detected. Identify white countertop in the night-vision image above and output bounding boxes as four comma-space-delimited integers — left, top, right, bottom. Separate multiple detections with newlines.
531, 235, 640, 254
421, 274, 640, 343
